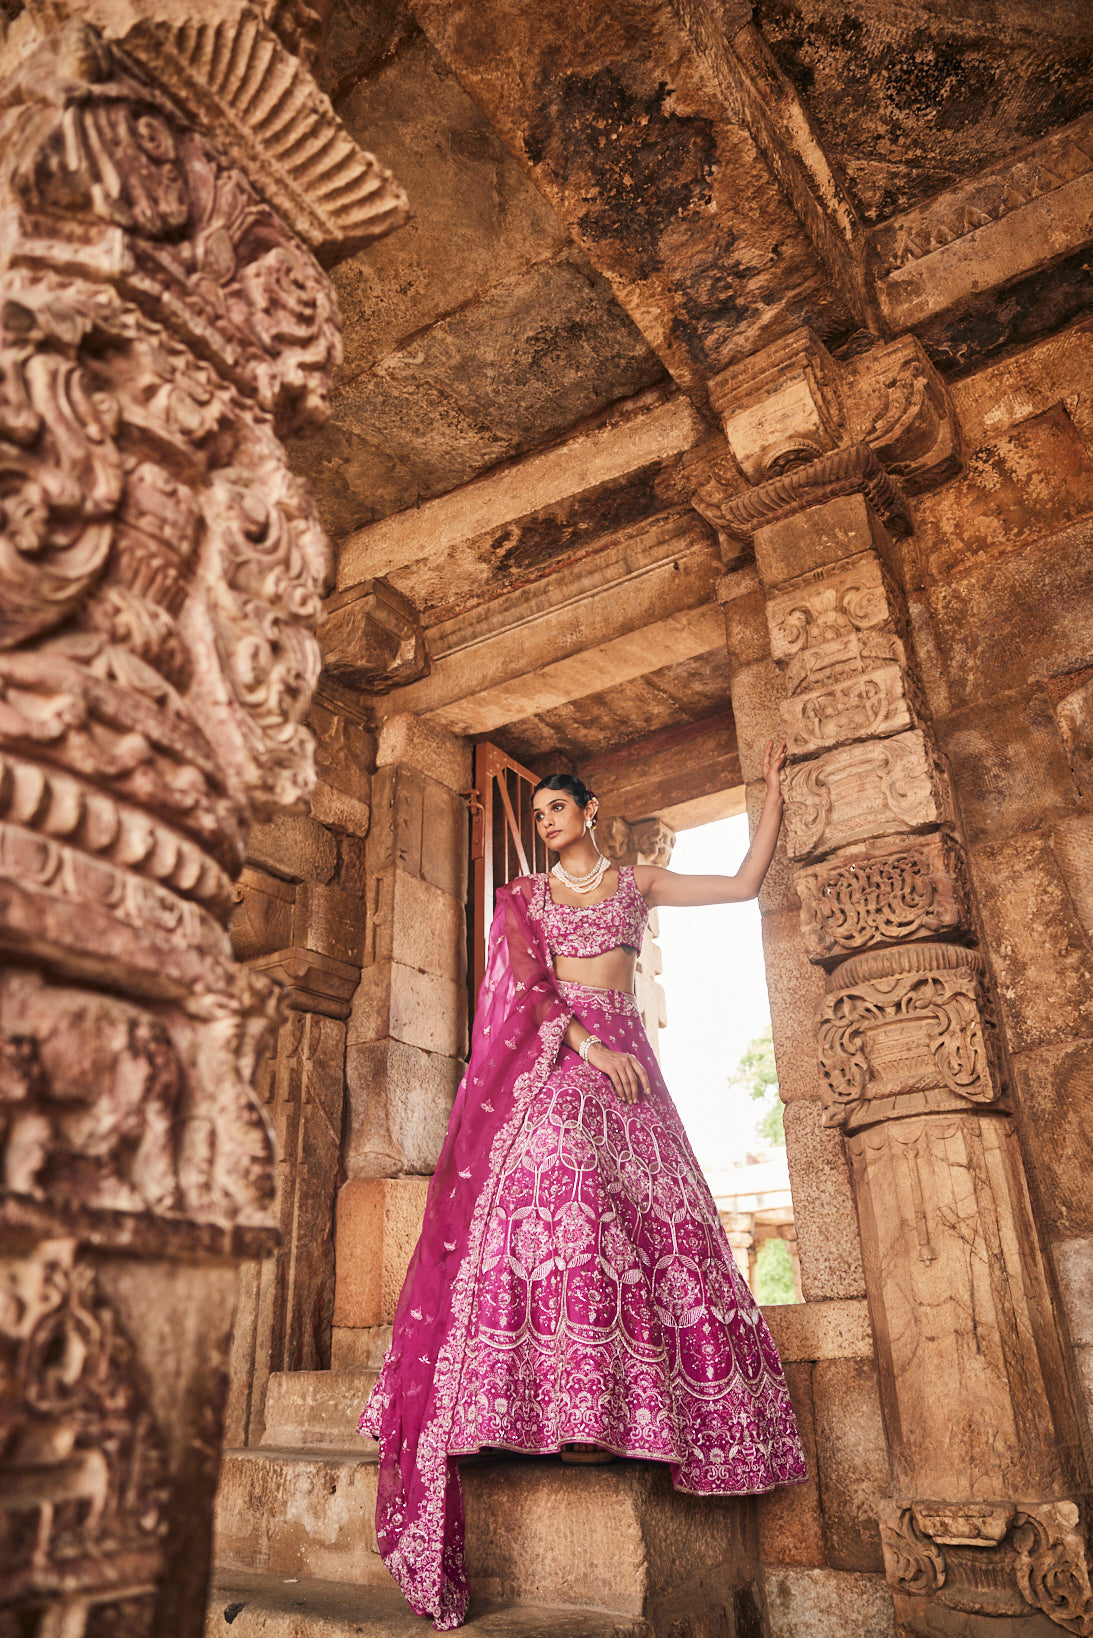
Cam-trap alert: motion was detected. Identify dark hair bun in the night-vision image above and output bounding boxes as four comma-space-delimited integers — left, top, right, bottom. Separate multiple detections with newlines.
532, 773, 595, 808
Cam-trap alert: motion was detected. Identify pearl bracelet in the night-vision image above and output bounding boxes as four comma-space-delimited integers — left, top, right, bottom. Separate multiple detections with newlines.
578, 1035, 600, 1064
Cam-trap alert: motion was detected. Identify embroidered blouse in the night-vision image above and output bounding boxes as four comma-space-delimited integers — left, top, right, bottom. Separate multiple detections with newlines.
527, 866, 650, 958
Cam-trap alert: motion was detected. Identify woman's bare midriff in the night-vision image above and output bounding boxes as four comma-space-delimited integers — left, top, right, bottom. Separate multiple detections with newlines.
552, 947, 637, 993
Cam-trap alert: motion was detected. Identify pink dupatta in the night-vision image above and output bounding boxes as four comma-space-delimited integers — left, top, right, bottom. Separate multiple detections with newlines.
359, 877, 570, 1629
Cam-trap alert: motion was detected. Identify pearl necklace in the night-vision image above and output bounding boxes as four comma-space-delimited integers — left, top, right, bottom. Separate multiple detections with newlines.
551, 851, 609, 895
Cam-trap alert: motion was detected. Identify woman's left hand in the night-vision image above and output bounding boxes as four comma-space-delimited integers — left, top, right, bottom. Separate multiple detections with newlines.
762, 737, 787, 799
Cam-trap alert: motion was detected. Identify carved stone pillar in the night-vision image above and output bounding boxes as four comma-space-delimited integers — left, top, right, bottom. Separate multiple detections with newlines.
696, 330, 1093, 1634
0, 8, 406, 1633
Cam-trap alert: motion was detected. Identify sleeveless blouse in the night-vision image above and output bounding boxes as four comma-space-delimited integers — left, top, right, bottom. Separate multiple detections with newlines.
527, 865, 649, 958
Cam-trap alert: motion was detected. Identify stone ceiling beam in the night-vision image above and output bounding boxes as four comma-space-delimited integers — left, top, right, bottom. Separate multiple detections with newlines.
373, 516, 722, 730
873, 110, 1093, 338
388, 602, 726, 738
336, 391, 707, 590
407, 0, 866, 411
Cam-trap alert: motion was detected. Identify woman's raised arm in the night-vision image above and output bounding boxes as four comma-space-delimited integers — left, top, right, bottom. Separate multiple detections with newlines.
635, 739, 787, 909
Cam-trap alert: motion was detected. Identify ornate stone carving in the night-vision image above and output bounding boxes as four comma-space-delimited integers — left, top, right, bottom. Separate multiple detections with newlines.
766, 550, 905, 691
879, 1497, 1093, 1631
872, 111, 1093, 277
690, 327, 961, 547
781, 663, 918, 757
1014, 1502, 1093, 1636
0, 1240, 169, 1609
598, 815, 676, 869
878, 1502, 947, 1595
25, 1, 410, 264
796, 832, 973, 964
0, 18, 404, 1629
708, 444, 911, 544
783, 728, 952, 862
818, 941, 1001, 1127
630, 817, 677, 868
322, 578, 429, 694
847, 336, 962, 495
708, 327, 845, 485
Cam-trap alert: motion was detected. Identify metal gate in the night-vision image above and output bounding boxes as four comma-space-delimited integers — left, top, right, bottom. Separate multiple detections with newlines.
467, 741, 549, 1001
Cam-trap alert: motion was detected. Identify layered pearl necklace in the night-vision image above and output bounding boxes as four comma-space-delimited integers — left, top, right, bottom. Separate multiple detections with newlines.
551, 849, 609, 895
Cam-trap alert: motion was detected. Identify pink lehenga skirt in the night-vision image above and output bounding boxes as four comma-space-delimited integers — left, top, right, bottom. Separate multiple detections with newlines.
446, 981, 806, 1495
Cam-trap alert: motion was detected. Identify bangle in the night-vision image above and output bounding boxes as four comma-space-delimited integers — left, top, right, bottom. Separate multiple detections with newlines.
578, 1035, 600, 1064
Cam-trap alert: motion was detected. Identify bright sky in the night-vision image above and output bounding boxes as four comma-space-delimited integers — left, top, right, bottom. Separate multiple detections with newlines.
656, 812, 772, 1171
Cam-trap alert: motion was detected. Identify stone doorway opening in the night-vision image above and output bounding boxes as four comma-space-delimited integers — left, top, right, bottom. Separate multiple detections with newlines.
656, 806, 803, 1307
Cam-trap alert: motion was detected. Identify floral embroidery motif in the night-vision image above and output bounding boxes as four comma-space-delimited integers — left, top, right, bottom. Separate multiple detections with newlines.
446, 980, 806, 1496
529, 867, 650, 960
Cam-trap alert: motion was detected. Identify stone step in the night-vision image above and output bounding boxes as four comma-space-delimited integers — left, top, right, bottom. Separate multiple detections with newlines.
261, 1370, 378, 1452
205, 1570, 650, 1637
213, 1446, 755, 1625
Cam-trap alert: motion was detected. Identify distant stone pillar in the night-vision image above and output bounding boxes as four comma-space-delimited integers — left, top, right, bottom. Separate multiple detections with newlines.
694, 330, 1093, 1634
600, 815, 675, 1057
0, 8, 406, 1633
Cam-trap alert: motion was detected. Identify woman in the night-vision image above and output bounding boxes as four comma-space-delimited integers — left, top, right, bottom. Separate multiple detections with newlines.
360, 740, 806, 1629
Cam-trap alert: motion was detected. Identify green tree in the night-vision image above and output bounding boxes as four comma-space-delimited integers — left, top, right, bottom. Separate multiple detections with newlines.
727, 1024, 784, 1147
753, 1237, 797, 1305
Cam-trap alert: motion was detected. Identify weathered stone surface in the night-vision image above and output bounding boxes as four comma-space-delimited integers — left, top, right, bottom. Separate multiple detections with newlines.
350, 960, 467, 1056
248, 815, 340, 885
376, 713, 472, 792
261, 1370, 378, 1453
848, 1114, 1086, 1500
913, 407, 1093, 588
214, 1447, 385, 1583
1011, 1041, 1093, 1240
936, 689, 1081, 845
205, 1574, 651, 1637
782, 1101, 866, 1302
763, 1298, 873, 1363
761, 908, 828, 1104
344, 1037, 461, 1177
731, 659, 786, 781
331, 1324, 393, 1374
366, 869, 465, 981
754, 493, 904, 592
762, 1566, 896, 1638
969, 831, 1093, 1051
784, 730, 953, 863
368, 763, 470, 901
756, 1361, 825, 1569
925, 511, 1093, 706
332, 1176, 429, 1327
812, 1359, 889, 1574
322, 579, 429, 693
719, 567, 771, 673
1053, 1237, 1093, 1347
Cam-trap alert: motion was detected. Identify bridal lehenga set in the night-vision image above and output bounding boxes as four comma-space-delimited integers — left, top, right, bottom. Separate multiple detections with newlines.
360, 869, 806, 1629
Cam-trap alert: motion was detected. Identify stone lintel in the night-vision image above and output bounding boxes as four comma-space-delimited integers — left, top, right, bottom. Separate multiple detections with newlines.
336, 392, 707, 589
875, 110, 1093, 332
392, 603, 727, 739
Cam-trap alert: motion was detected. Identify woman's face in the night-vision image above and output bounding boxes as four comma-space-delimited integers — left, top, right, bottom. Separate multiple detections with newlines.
532, 789, 595, 852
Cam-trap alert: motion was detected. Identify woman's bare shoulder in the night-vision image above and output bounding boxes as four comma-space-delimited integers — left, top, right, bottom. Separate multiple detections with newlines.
633, 864, 669, 902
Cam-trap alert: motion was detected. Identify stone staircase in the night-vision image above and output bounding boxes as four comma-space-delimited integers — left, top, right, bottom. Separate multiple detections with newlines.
206, 1369, 763, 1637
